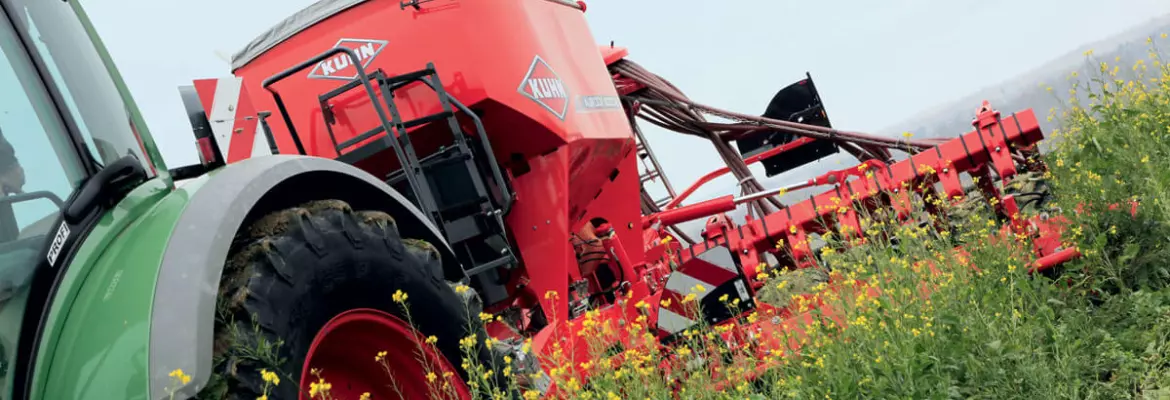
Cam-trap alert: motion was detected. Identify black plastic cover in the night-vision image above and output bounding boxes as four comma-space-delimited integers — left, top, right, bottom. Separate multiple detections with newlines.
735, 73, 840, 177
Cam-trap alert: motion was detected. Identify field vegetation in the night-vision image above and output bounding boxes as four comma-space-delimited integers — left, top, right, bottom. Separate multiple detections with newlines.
196, 39, 1170, 400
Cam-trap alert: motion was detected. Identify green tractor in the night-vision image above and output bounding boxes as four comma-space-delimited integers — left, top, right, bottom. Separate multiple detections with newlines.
0, 1, 494, 399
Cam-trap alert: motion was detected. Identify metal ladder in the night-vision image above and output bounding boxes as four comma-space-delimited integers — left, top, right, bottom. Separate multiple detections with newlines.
315, 63, 518, 289
634, 124, 678, 211
632, 123, 697, 244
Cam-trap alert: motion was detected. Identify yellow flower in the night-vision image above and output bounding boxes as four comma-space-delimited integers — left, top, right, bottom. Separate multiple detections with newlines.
259, 369, 280, 386
308, 378, 332, 397
426, 371, 437, 382
359, 393, 372, 400
425, 335, 438, 345
375, 350, 387, 362
523, 390, 542, 400
168, 368, 192, 386
454, 284, 469, 294
459, 335, 476, 349
392, 290, 408, 303
479, 312, 493, 322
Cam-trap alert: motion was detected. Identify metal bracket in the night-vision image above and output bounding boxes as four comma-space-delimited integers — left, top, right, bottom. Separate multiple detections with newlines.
399, 0, 435, 10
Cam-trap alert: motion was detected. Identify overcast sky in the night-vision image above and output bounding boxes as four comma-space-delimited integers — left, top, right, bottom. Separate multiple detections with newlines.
80, 0, 1170, 196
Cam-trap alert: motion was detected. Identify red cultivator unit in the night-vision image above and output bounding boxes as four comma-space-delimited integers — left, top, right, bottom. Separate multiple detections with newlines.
178, 0, 1079, 398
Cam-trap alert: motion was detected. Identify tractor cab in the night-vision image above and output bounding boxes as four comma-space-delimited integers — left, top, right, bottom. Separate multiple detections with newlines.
0, 0, 158, 398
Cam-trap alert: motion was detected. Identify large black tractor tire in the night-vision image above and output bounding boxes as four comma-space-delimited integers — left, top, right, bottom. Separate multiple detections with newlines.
197, 200, 494, 400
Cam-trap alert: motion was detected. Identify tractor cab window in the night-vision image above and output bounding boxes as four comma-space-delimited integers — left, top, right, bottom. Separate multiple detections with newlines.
0, 4, 90, 398
8, 0, 155, 172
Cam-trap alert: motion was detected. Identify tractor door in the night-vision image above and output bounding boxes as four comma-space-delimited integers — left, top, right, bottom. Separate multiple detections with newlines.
0, 0, 159, 398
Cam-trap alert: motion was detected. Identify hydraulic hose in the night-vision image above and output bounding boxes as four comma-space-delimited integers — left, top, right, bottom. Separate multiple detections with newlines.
610, 58, 933, 215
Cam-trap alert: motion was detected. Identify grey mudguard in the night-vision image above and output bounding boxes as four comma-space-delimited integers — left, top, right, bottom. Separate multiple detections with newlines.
148, 155, 458, 399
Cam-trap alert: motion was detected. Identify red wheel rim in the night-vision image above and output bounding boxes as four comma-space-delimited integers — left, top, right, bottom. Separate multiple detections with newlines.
300, 308, 472, 400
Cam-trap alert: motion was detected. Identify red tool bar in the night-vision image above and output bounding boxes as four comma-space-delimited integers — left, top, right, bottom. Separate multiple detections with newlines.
1030, 247, 1081, 273
664, 137, 818, 210
742, 109, 1043, 258
644, 153, 853, 230
667, 108, 1044, 274
736, 159, 891, 204
643, 195, 737, 229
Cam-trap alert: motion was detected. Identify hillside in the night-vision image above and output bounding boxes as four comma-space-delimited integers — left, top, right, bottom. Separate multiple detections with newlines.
667, 15, 1170, 239
883, 13, 1170, 142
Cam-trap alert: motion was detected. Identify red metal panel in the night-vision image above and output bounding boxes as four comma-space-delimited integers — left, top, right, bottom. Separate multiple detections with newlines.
503, 148, 571, 317
225, 84, 261, 162
228, 3, 637, 306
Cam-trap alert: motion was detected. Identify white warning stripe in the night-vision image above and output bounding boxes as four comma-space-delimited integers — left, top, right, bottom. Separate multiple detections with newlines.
657, 308, 697, 335
696, 247, 740, 275
207, 76, 243, 160
251, 122, 273, 157
664, 272, 716, 300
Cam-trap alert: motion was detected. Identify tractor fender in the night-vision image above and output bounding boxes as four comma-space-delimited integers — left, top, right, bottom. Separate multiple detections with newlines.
148, 154, 461, 400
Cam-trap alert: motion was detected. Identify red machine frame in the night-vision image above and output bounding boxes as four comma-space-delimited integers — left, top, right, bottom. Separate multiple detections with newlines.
180, 1, 1082, 396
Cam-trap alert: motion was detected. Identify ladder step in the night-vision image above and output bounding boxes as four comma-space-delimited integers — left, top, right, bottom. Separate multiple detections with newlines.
640, 170, 660, 183
382, 67, 435, 87
384, 146, 461, 184
655, 196, 673, 207
402, 110, 454, 129
464, 254, 516, 277
337, 125, 387, 152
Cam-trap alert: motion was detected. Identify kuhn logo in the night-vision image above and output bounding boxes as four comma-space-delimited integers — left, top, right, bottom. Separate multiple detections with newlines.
518, 55, 569, 120
307, 38, 388, 81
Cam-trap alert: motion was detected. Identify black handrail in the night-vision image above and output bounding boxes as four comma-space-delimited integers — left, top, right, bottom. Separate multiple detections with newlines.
406, 78, 513, 214
261, 47, 388, 157
446, 96, 513, 214
262, 47, 432, 218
